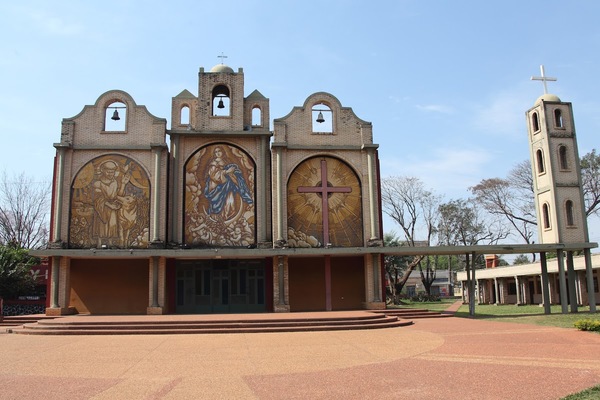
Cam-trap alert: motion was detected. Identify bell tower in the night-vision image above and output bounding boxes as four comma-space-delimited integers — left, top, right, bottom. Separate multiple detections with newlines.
526, 66, 589, 244
196, 61, 246, 132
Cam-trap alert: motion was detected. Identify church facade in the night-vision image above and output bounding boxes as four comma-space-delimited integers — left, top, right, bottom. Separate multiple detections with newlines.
40, 63, 385, 315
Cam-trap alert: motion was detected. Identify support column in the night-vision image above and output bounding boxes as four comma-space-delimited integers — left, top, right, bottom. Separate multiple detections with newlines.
151, 145, 162, 243
515, 276, 521, 305
46, 257, 74, 316
325, 256, 332, 311
169, 136, 180, 240
557, 250, 569, 314
585, 248, 597, 313
273, 256, 290, 312
147, 256, 164, 314
540, 252, 551, 314
494, 278, 499, 305
258, 136, 268, 243
566, 251, 578, 313
52, 146, 67, 242
50, 256, 60, 309
366, 149, 378, 240
275, 148, 284, 242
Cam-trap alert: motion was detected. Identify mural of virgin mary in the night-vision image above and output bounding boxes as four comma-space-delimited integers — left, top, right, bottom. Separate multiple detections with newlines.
204, 146, 253, 218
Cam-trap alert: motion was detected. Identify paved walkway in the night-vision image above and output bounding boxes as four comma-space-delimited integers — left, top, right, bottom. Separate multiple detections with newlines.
1, 307, 600, 399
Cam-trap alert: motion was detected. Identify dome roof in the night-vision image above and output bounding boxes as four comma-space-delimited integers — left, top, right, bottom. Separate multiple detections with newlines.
210, 64, 234, 73
535, 93, 561, 105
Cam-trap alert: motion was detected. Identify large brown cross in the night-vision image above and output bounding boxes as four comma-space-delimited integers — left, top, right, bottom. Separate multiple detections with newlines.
297, 159, 352, 245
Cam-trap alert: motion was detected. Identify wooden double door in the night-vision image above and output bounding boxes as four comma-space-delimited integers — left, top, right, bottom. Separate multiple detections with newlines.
176, 259, 266, 313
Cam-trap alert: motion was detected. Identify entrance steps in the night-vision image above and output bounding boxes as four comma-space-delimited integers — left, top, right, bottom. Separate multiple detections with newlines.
373, 308, 454, 319
0, 314, 56, 329
9, 311, 412, 335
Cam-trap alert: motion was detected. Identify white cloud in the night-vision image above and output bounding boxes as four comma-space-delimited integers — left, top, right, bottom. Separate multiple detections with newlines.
381, 146, 491, 199
470, 84, 534, 138
415, 103, 454, 114
30, 10, 83, 36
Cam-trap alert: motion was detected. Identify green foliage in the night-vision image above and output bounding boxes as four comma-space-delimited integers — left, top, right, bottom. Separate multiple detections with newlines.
513, 254, 530, 265
574, 319, 600, 332
409, 293, 440, 302
561, 384, 600, 400
0, 243, 38, 299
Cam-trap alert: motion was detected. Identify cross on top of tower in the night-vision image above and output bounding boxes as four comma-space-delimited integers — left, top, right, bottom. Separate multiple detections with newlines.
217, 52, 228, 64
531, 65, 557, 94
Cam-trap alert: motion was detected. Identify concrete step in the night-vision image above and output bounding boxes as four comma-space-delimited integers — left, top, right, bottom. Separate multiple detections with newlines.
10, 312, 413, 335
372, 308, 454, 319
0, 315, 56, 328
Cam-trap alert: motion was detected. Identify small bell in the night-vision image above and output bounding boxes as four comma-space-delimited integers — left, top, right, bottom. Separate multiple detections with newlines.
316, 111, 325, 123
217, 98, 225, 109
111, 109, 120, 121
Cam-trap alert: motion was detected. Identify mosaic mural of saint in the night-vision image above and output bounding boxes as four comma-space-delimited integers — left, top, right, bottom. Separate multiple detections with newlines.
185, 144, 255, 247
287, 157, 363, 247
70, 155, 150, 248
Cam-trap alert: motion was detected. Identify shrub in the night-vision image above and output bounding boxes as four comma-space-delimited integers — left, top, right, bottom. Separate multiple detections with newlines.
410, 293, 440, 302
574, 319, 600, 332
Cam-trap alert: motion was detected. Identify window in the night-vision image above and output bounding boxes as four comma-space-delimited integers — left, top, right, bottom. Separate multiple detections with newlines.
536, 149, 545, 174
212, 85, 230, 116
554, 109, 564, 128
104, 101, 126, 132
312, 103, 333, 133
531, 112, 540, 132
559, 145, 569, 170
180, 105, 190, 125
252, 106, 262, 126
508, 282, 517, 295
565, 200, 575, 226
542, 203, 551, 229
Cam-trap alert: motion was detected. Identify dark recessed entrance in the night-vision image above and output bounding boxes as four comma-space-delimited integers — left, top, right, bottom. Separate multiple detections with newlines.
176, 259, 266, 313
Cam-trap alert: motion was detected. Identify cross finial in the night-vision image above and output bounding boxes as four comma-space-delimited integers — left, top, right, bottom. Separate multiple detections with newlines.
531, 65, 557, 94
217, 52, 228, 64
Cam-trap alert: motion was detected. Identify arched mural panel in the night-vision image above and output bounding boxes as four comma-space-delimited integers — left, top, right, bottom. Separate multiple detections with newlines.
69, 155, 150, 248
184, 143, 255, 247
287, 156, 363, 247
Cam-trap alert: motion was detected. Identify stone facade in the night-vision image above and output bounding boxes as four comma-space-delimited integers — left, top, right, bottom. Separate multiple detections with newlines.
39, 64, 384, 315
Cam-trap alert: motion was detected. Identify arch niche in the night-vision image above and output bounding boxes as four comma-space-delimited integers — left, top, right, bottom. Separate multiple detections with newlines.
69, 154, 150, 249
287, 156, 363, 247
184, 143, 256, 247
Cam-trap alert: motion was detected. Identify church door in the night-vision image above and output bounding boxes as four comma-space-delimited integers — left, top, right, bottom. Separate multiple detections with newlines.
175, 259, 266, 313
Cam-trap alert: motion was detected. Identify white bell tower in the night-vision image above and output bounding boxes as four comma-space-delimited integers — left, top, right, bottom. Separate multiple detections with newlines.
526, 66, 589, 244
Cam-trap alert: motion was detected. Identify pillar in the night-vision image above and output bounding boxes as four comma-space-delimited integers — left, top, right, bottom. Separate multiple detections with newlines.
273, 256, 290, 312
540, 252, 551, 314
557, 250, 569, 313
52, 145, 67, 242
147, 256, 166, 315
515, 276, 521, 305
46, 256, 74, 316
366, 149, 378, 240
585, 248, 597, 312
566, 251, 578, 313
494, 278, 499, 305
275, 148, 284, 242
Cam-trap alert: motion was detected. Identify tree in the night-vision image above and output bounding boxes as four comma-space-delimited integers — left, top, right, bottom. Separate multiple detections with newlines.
0, 172, 51, 249
513, 254, 531, 265
381, 176, 441, 302
0, 243, 38, 301
580, 149, 600, 216
438, 199, 509, 316
470, 161, 536, 247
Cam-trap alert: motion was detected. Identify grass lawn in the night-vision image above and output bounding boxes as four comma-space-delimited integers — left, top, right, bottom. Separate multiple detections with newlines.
562, 384, 600, 400
388, 297, 458, 312
453, 304, 600, 329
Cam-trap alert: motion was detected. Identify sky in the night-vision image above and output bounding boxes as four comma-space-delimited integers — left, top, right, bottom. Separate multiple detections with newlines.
2, 1, 600, 245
